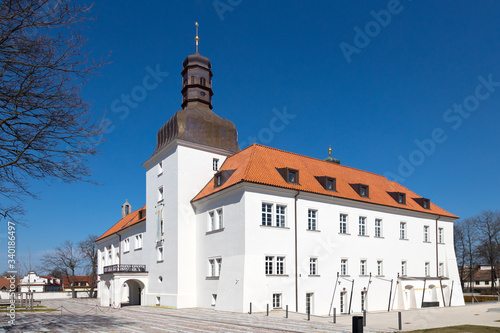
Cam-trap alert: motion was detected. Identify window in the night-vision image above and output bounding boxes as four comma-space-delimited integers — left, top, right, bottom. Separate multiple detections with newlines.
423, 198, 430, 209
438, 228, 444, 243
217, 209, 223, 229
123, 238, 130, 252
377, 260, 383, 276
125, 205, 129, 215
359, 184, 369, 197
160, 217, 164, 236
341, 259, 348, 276
400, 222, 407, 239
215, 174, 222, 187
200, 77, 206, 86
157, 246, 164, 261
273, 293, 282, 309
158, 161, 163, 175
209, 211, 216, 231
398, 193, 406, 204
339, 214, 348, 234
262, 204, 272, 226
340, 292, 346, 313
375, 219, 382, 237
211, 294, 217, 306
360, 260, 367, 275
265, 256, 273, 275
359, 217, 366, 236
310, 258, 318, 275
135, 234, 142, 249
276, 257, 284, 275
423, 226, 429, 242
208, 258, 222, 277
209, 259, 216, 276
265, 256, 285, 275
158, 186, 164, 202
190, 76, 194, 84
262, 203, 287, 228
326, 177, 336, 191
439, 263, 444, 277
217, 258, 222, 276
425, 262, 430, 276
308, 210, 317, 230
401, 261, 407, 276
288, 169, 298, 183
475, 281, 480, 285
276, 205, 286, 227
213, 158, 219, 171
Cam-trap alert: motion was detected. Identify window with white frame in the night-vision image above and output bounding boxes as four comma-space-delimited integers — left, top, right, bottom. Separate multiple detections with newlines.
213, 158, 219, 171
339, 214, 348, 234
423, 225, 429, 242
439, 263, 444, 276
158, 186, 164, 202
262, 203, 272, 226
400, 222, 407, 239
359, 217, 366, 236
158, 161, 163, 175
375, 219, 382, 237
208, 209, 223, 232
401, 261, 407, 276
208, 257, 222, 277
438, 228, 444, 243
217, 209, 223, 229
425, 262, 430, 276
211, 294, 217, 306
276, 257, 284, 275
341, 259, 348, 276
360, 260, 367, 275
273, 293, 282, 309
157, 246, 164, 261
262, 203, 287, 227
265, 256, 273, 275
276, 205, 286, 227
123, 238, 130, 252
310, 258, 318, 275
308, 209, 317, 230
135, 234, 142, 249
377, 260, 383, 276
265, 256, 286, 275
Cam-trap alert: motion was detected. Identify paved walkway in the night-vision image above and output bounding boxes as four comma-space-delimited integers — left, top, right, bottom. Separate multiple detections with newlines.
0, 298, 499, 332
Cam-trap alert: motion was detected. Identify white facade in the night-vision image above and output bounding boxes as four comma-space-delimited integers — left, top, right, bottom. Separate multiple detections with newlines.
19, 272, 60, 293
96, 48, 464, 314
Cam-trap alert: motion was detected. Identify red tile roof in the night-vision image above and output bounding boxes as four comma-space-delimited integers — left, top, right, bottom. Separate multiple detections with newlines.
62, 276, 96, 288
192, 144, 457, 218
96, 205, 146, 241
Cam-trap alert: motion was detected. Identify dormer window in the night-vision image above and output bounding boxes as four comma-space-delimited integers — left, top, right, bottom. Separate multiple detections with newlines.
276, 167, 299, 184
215, 174, 221, 187
423, 199, 430, 209
315, 176, 336, 191
397, 193, 406, 205
213, 170, 235, 188
288, 170, 297, 183
360, 184, 369, 197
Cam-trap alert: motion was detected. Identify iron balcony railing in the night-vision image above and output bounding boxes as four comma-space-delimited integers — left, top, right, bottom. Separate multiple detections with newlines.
103, 264, 146, 273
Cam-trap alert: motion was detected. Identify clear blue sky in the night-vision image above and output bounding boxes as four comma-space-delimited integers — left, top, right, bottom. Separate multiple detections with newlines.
3, 0, 500, 273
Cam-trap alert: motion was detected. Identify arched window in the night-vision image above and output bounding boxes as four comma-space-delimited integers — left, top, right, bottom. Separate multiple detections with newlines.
190, 76, 194, 84
200, 77, 206, 86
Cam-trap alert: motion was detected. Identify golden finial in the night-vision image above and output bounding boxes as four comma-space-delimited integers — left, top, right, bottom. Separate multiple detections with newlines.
195, 22, 199, 53
328, 144, 332, 156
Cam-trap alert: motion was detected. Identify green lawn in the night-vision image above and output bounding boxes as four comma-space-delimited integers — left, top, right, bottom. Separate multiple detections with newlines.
407, 325, 500, 332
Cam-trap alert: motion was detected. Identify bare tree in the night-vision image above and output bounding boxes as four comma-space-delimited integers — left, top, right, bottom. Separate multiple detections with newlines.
78, 234, 98, 297
42, 240, 81, 298
0, 0, 106, 222
474, 210, 500, 293
454, 221, 466, 289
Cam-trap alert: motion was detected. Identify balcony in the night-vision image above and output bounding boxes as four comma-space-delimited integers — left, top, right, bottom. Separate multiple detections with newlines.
103, 264, 146, 274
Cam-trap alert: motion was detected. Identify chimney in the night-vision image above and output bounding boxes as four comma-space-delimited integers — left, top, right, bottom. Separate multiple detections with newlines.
121, 199, 131, 218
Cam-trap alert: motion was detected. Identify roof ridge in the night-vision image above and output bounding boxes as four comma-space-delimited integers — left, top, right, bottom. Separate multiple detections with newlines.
241, 144, 258, 180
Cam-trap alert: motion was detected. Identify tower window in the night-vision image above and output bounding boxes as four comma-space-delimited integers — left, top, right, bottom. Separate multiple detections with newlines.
191, 76, 194, 84
200, 77, 206, 86
200, 91, 206, 96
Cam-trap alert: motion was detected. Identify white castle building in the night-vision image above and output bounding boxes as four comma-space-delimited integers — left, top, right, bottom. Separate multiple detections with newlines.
96, 36, 465, 314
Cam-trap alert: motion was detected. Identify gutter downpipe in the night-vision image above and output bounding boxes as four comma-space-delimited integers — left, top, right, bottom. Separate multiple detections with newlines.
294, 190, 300, 312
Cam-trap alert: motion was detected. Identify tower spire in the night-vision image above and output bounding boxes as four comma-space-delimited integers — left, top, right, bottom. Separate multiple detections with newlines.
195, 22, 199, 53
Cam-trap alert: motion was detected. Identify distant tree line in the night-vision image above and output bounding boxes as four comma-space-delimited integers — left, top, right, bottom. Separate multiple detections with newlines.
454, 210, 500, 293
41, 234, 98, 298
